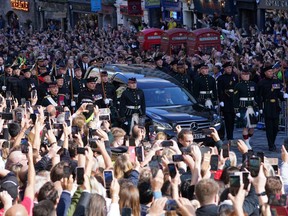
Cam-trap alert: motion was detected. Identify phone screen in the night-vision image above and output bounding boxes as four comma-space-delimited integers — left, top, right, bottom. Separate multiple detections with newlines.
201, 129, 212, 136
65, 111, 70, 126
104, 170, 113, 189
77, 147, 86, 155
72, 126, 79, 137
161, 140, 173, 147
242, 172, 250, 190
256, 152, 264, 163
129, 138, 136, 147
210, 155, 219, 171
25, 101, 31, 109
249, 157, 261, 177
164, 199, 178, 211
230, 175, 241, 189
168, 163, 177, 179
222, 144, 229, 158
172, 154, 184, 162
135, 146, 144, 162
76, 167, 84, 185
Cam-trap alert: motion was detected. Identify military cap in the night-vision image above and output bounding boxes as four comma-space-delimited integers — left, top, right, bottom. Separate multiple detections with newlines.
97, 57, 104, 62
48, 82, 58, 88
222, 62, 232, 68
86, 77, 98, 83
58, 62, 66, 68
4, 63, 12, 68
125, 56, 133, 61
143, 57, 154, 63
128, 77, 137, 83
37, 57, 45, 62
11, 65, 20, 70
89, 58, 97, 64
55, 74, 64, 80
154, 55, 163, 62
39, 71, 51, 77
100, 71, 108, 76
170, 60, 178, 66
198, 62, 209, 68
262, 65, 273, 73
22, 67, 32, 73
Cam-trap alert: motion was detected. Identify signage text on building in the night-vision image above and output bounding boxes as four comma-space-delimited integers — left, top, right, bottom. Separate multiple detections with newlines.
11, 0, 29, 11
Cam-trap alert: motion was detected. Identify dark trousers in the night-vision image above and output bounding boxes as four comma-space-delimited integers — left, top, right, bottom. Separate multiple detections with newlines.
264, 117, 279, 148
223, 112, 235, 140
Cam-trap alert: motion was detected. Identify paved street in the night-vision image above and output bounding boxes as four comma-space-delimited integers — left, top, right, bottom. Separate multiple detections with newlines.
231, 127, 286, 165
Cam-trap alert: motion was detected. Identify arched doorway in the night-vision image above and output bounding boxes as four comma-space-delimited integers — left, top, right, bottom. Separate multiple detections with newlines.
6, 11, 19, 29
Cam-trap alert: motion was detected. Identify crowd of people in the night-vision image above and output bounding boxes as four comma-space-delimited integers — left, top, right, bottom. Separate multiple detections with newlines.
0, 11, 288, 216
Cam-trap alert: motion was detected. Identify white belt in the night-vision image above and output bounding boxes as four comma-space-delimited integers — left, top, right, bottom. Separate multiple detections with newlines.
73, 94, 78, 98
126, 105, 141, 109
240, 97, 254, 101
227, 89, 234, 93
200, 91, 212, 94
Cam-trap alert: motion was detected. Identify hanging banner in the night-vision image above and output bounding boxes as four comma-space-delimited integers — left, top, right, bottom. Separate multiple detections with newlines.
128, 0, 142, 15
91, 0, 102, 12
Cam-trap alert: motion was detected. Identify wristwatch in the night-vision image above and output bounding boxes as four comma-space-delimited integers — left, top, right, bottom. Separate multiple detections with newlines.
256, 191, 266, 196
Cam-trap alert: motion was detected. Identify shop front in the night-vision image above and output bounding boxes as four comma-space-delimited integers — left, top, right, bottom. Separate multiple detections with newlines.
160, 28, 188, 55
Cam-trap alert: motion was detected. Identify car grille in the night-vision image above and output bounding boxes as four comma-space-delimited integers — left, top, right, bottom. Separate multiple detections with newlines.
176, 119, 211, 132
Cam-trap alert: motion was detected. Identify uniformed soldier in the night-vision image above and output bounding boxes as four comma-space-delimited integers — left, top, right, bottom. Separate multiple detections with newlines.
217, 62, 239, 141
20, 67, 38, 101
71, 66, 86, 105
233, 67, 258, 149
174, 61, 192, 93
37, 72, 52, 105
77, 77, 105, 109
55, 74, 71, 106
257, 65, 288, 151
57, 62, 70, 90
42, 82, 68, 107
119, 77, 146, 135
7, 65, 22, 102
193, 63, 217, 109
0, 63, 13, 95
154, 55, 171, 74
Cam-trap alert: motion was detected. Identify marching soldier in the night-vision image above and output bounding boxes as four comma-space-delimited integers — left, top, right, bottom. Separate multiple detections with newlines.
37, 72, 52, 105
174, 61, 192, 93
0, 63, 13, 95
217, 62, 239, 141
257, 65, 288, 151
71, 66, 86, 105
42, 82, 68, 107
233, 67, 258, 149
193, 63, 217, 109
119, 77, 146, 135
20, 67, 38, 101
55, 74, 71, 106
7, 65, 22, 102
77, 77, 105, 109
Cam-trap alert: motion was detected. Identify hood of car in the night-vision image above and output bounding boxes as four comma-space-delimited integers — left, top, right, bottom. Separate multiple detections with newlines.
146, 105, 211, 122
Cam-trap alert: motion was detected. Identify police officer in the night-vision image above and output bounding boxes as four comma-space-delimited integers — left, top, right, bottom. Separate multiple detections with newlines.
42, 82, 68, 107
257, 65, 288, 151
77, 77, 105, 109
193, 63, 217, 109
20, 67, 38, 101
119, 77, 146, 135
217, 62, 239, 141
71, 66, 86, 105
37, 72, 52, 105
233, 67, 258, 149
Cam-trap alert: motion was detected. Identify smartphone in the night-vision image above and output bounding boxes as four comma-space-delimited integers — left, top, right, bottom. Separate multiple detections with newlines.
249, 156, 261, 177
229, 175, 241, 191
86, 104, 94, 112
25, 101, 31, 109
168, 163, 177, 179
16, 112, 23, 122
149, 156, 161, 178
222, 144, 229, 158
256, 152, 264, 163
272, 165, 279, 175
103, 170, 113, 189
72, 126, 79, 138
6, 100, 11, 110
247, 149, 254, 158
6, 91, 11, 99
20, 98, 26, 105
180, 146, 191, 155
201, 128, 213, 136
172, 154, 184, 162
164, 199, 178, 211
31, 89, 37, 98
53, 123, 63, 130
99, 114, 110, 121
21, 139, 29, 153
77, 147, 86, 155
45, 121, 51, 130
135, 146, 144, 162
229, 139, 238, 146
210, 155, 219, 171
76, 167, 85, 185
121, 207, 132, 216
129, 138, 136, 147
242, 172, 250, 190
63, 166, 71, 178
65, 111, 70, 126
89, 139, 98, 150
161, 140, 173, 147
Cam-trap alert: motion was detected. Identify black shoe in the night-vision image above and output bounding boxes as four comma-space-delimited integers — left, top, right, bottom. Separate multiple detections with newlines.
269, 146, 277, 152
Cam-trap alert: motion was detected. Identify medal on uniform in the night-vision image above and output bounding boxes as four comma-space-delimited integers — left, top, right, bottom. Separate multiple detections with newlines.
250, 86, 255, 91
137, 95, 140, 100
272, 84, 280, 89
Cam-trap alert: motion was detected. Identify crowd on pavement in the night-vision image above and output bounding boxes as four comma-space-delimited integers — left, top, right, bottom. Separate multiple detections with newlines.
0, 11, 288, 216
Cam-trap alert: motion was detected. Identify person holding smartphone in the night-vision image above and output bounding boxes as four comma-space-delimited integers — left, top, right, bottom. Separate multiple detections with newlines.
19, 67, 38, 101
233, 67, 259, 149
